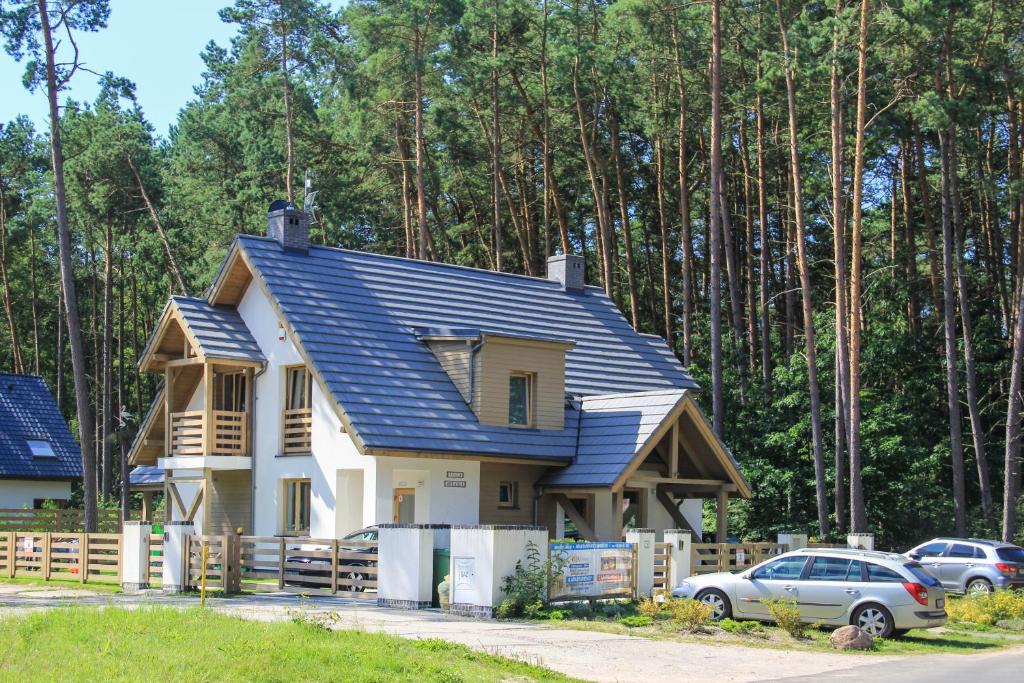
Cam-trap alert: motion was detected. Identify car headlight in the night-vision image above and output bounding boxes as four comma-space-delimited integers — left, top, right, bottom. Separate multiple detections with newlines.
673, 580, 695, 597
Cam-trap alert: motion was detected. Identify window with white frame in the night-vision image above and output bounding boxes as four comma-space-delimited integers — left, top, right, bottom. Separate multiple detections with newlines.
26, 440, 56, 458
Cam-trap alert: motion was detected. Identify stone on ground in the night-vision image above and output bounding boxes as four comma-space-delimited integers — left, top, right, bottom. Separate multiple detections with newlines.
830, 625, 874, 650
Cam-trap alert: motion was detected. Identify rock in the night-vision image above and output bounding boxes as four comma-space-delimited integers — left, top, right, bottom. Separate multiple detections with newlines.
830, 625, 874, 650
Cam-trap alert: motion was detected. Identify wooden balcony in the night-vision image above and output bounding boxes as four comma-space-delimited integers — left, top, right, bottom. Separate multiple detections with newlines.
282, 408, 312, 454
170, 410, 249, 456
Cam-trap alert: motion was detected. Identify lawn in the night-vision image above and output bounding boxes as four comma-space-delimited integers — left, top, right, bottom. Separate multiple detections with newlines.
0, 607, 574, 682
0, 575, 122, 594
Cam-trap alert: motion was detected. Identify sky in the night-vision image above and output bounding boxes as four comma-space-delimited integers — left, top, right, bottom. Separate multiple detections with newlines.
0, 1, 240, 139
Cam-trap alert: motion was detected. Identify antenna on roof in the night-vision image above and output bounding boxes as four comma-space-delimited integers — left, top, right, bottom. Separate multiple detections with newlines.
303, 169, 318, 218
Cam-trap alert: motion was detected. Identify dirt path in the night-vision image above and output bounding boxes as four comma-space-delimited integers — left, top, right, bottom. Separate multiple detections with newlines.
0, 584, 943, 683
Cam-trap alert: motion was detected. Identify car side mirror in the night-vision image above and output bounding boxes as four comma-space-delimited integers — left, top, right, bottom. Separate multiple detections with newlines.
909, 553, 921, 561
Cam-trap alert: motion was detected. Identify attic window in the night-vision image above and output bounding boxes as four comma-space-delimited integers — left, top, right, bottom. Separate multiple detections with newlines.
26, 440, 56, 458
508, 372, 534, 427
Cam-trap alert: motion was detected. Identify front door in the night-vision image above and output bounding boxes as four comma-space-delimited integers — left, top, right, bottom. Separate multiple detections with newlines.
393, 488, 415, 523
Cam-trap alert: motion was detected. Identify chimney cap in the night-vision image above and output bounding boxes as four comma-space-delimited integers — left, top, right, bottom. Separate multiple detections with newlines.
268, 199, 295, 213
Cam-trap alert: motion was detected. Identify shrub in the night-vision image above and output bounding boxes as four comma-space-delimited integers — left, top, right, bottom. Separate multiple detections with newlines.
666, 598, 712, 632
762, 598, 806, 638
637, 598, 662, 619
719, 618, 762, 634
946, 590, 1024, 627
619, 615, 654, 628
497, 541, 566, 619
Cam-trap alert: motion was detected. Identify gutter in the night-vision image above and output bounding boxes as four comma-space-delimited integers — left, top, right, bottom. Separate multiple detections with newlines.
465, 337, 485, 406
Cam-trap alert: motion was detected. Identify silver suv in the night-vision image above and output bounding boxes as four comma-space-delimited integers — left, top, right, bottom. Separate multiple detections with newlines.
906, 538, 1024, 595
672, 548, 946, 638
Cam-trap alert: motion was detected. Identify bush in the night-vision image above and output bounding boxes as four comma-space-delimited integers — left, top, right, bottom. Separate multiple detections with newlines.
637, 598, 662, 619
946, 590, 1024, 627
497, 541, 566, 619
719, 618, 762, 634
619, 615, 654, 628
666, 598, 712, 632
762, 598, 806, 638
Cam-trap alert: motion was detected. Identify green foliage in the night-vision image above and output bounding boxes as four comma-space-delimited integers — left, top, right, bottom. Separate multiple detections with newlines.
618, 615, 653, 628
665, 598, 712, 632
497, 541, 564, 619
718, 618, 763, 635
637, 598, 662, 619
762, 599, 806, 638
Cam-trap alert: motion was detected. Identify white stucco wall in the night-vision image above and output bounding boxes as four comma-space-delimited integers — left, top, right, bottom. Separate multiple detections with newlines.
373, 457, 480, 526
0, 480, 72, 509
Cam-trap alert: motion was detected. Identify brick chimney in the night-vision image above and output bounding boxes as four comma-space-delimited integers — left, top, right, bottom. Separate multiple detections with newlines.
546, 253, 585, 291
267, 201, 309, 253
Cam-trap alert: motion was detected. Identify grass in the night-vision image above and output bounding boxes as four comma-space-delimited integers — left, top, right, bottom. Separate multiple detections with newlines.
540, 612, 1021, 655
0, 607, 575, 682
0, 575, 122, 594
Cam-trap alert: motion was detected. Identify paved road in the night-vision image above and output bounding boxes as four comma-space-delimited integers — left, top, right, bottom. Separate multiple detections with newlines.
764, 645, 1024, 682
2, 583, 1017, 683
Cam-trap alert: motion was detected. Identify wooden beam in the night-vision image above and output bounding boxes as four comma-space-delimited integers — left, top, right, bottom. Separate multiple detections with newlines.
165, 357, 204, 368
627, 476, 727, 487
670, 421, 679, 478
202, 362, 214, 454
185, 479, 206, 522
552, 493, 596, 541
164, 368, 175, 455
655, 486, 700, 538
716, 487, 729, 542
611, 490, 624, 541
166, 481, 187, 518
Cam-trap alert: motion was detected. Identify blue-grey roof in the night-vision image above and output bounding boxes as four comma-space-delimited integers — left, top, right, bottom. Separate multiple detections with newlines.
541, 390, 687, 487
172, 296, 264, 363
0, 373, 82, 480
129, 465, 164, 487
238, 236, 697, 461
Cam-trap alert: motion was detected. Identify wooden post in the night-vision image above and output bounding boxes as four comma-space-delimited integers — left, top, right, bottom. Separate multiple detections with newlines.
80, 533, 90, 583
117, 533, 124, 583
278, 537, 286, 589
631, 542, 639, 600
42, 532, 51, 580
184, 533, 192, 590
165, 367, 175, 455
202, 363, 214, 455
6, 533, 15, 578
142, 492, 153, 522
670, 421, 679, 478
330, 539, 339, 594
221, 535, 230, 592
716, 487, 729, 542
718, 543, 728, 572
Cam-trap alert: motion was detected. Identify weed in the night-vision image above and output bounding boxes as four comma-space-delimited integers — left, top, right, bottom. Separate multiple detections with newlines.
618, 615, 654, 628
666, 598, 712, 632
762, 598, 806, 638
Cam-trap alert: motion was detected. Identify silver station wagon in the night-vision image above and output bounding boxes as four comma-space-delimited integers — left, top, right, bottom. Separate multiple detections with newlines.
672, 548, 947, 638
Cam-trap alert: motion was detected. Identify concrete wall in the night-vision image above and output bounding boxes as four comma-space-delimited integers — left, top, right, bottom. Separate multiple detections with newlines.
0, 480, 72, 509
373, 457, 480, 526
449, 525, 549, 618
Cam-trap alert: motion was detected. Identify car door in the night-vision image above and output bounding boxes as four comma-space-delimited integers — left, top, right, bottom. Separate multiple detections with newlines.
733, 555, 809, 618
797, 556, 861, 621
941, 544, 977, 590
910, 542, 948, 583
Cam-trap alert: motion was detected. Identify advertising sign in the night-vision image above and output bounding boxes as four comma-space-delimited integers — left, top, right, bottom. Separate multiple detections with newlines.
549, 542, 634, 601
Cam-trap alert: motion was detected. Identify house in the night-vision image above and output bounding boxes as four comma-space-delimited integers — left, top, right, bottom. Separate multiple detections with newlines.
128, 204, 750, 542
0, 373, 83, 509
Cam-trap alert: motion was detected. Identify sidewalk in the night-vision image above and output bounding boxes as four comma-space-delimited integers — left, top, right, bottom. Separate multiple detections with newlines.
0, 583, 975, 683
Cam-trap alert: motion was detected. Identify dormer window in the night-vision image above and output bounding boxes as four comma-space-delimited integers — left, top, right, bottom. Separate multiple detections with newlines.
508, 372, 533, 427
26, 439, 56, 458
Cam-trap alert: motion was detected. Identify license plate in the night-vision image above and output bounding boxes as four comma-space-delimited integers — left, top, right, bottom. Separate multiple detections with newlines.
936, 598, 944, 608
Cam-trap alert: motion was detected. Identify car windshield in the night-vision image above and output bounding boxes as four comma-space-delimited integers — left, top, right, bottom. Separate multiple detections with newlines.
996, 547, 1024, 562
905, 562, 942, 586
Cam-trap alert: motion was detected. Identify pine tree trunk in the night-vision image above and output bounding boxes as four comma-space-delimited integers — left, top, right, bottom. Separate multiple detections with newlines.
414, 33, 430, 261
280, 18, 295, 204
755, 45, 772, 398
491, 1, 502, 272
38, 0, 98, 532
739, 116, 759, 377
777, 0, 828, 536
610, 113, 640, 329
0, 187, 24, 373
709, 0, 725, 435
914, 122, 943, 320
671, 25, 694, 365
126, 155, 188, 295
101, 223, 113, 501
848, 0, 870, 533
1004, 232, 1024, 542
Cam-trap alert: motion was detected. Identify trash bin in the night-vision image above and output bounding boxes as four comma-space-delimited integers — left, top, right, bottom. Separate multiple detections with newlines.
432, 548, 450, 607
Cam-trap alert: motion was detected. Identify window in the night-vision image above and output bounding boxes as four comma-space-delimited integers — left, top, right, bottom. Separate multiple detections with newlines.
915, 542, 948, 558
508, 372, 533, 426
26, 440, 56, 458
808, 556, 854, 581
865, 563, 904, 583
283, 478, 311, 535
214, 372, 247, 412
996, 547, 1024, 562
498, 481, 519, 509
285, 366, 312, 411
846, 560, 864, 581
906, 563, 942, 587
753, 556, 807, 580
949, 544, 976, 558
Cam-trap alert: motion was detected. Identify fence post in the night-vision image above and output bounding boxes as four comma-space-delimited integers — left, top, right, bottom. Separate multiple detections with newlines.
161, 521, 195, 594
626, 528, 656, 598
777, 533, 808, 552
41, 532, 51, 580
278, 537, 286, 590
79, 533, 89, 583
5, 533, 13, 578
847, 533, 874, 550
121, 521, 152, 591
718, 542, 728, 571
663, 530, 692, 584
330, 539, 339, 594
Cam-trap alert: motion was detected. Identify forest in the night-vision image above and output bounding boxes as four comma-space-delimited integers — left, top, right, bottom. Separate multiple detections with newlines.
0, 0, 1022, 547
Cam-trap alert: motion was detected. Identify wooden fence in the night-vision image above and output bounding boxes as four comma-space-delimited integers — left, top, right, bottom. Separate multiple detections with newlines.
235, 536, 377, 597
0, 531, 122, 583
690, 542, 786, 575
0, 509, 122, 534
147, 533, 164, 587
653, 542, 672, 595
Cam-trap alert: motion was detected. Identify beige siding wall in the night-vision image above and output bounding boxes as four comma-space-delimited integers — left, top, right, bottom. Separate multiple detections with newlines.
427, 340, 472, 402
478, 462, 550, 525
205, 470, 252, 535
472, 339, 567, 430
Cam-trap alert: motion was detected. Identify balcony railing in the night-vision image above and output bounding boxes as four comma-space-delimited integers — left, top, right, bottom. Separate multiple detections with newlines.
169, 410, 249, 456
282, 408, 312, 454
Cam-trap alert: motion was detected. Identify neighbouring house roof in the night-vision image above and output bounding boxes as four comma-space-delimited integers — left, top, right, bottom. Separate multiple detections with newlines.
0, 373, 83, 480
234, 235, 698, 462
139, 296, 264, 370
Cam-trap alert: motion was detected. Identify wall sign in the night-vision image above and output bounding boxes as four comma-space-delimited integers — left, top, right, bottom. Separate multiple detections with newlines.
454, 557, 475, 590
446, 471, 464, 479
549, 542, 634, 601
444, 480, 467, 488
444, 470, 466, 488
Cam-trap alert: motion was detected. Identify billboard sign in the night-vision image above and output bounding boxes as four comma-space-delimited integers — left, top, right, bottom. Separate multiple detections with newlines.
549, 541, 634, 601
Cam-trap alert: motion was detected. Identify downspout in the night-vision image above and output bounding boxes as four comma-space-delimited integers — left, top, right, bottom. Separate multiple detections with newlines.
465, 336, 484, 406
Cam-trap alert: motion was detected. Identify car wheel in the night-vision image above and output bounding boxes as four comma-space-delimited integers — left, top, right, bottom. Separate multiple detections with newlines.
966, 578, 992, 597
852, 603, 895, 638
345, 570, 366, 592
695, 589, 732, 621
